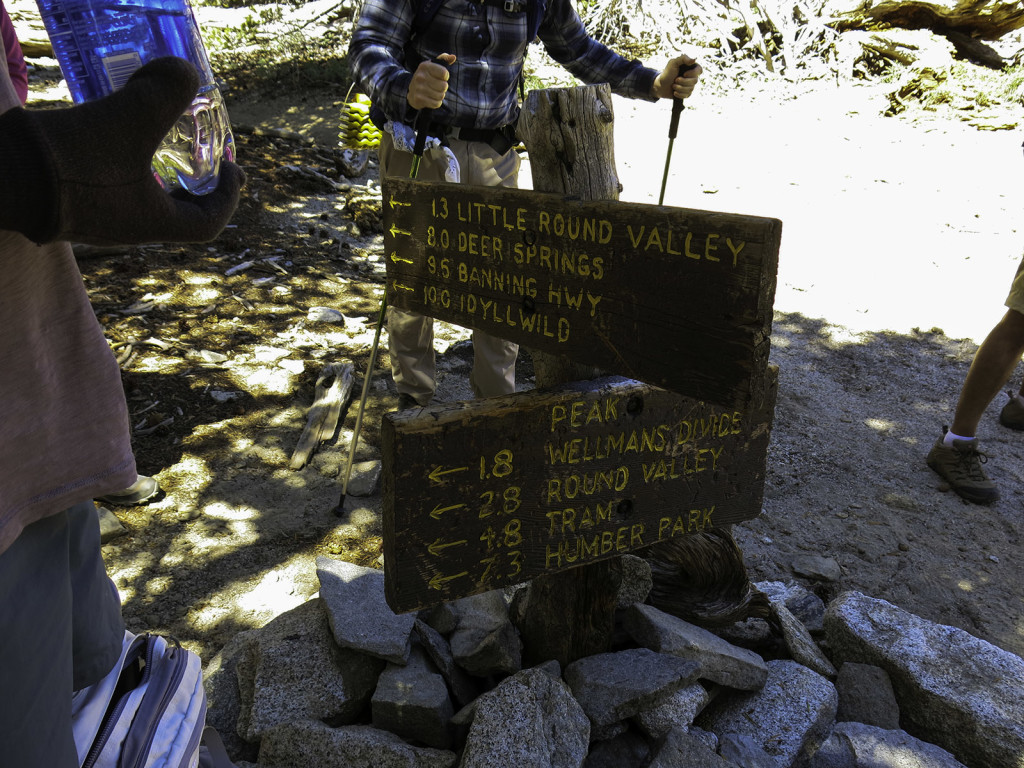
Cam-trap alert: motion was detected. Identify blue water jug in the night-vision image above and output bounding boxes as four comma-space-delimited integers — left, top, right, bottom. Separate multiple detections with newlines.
36, 0, 235, 195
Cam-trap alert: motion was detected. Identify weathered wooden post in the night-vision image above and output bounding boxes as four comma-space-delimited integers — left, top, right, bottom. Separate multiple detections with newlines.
515, 84, 624, 665
376, 85, 782, 672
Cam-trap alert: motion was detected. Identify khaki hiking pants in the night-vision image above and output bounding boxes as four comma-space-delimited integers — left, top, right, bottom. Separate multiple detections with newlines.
378, 131, 521, 403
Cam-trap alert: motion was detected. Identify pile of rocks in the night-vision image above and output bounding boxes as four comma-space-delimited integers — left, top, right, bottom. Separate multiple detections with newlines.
202, 557, 1024, 768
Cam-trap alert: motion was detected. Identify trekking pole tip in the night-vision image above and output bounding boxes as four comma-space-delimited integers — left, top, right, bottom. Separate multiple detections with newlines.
331, 493, 346, 517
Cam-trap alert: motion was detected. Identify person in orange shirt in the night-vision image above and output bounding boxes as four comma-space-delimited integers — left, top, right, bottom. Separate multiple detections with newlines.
0, 0, 26, 104
0, 53, 241, 766
0, 7, 165, 507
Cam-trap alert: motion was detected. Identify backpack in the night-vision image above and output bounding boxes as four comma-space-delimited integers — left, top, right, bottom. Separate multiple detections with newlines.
71, 631, 235, 768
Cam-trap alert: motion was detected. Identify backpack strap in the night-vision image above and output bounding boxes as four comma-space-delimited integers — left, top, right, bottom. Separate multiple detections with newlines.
198, 726, 239, 768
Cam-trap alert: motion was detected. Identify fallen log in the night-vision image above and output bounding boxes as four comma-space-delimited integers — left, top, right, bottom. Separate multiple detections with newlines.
827, 0, 1024, 40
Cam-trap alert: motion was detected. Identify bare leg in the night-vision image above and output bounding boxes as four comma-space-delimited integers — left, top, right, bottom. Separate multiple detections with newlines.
950, 308, 1024, 437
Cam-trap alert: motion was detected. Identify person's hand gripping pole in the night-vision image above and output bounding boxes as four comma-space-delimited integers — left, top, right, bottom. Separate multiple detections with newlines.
408, 54, 454, 179
333, 54, 454, 516
656, 56, 701, 206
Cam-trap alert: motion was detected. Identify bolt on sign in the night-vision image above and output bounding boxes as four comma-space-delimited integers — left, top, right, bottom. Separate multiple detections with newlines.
382, 371, 777, 614
382, 177, 782, 410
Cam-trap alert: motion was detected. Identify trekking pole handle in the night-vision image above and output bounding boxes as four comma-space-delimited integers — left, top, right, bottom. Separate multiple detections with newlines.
667, 62, 700, 140
412, 106, 433, 161
668, 96, 684, 140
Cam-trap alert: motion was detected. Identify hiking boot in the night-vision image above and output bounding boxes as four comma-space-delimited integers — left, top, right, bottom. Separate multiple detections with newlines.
96, 474, 160, 506
998, 391, 1024, 431
926, 431, 1000, 504
395, 393, 424, 411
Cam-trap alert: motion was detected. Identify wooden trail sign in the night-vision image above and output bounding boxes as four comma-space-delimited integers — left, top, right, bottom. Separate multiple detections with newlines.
382, 176, 781, 410
382, 370, 777, 614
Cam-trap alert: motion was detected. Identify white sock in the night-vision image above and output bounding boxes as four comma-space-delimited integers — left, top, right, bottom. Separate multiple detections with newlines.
943, 430, 975, 447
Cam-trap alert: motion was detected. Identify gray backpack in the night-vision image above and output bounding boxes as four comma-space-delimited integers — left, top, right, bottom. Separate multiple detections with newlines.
72, 631, 234, 768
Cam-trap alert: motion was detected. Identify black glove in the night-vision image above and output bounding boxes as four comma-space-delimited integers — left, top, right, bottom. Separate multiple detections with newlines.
0, 56, 244, 246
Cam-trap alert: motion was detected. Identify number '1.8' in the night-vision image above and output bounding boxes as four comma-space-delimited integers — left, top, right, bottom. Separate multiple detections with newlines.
480, 449, 514, 480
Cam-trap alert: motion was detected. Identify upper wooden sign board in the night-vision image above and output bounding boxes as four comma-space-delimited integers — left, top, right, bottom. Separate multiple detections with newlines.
382, 177, 782, 410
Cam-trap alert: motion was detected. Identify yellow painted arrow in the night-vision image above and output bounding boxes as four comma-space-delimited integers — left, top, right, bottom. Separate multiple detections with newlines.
389, 224, 413, 238
428, 465, 468, 484
390, 251, 414, 264
389, 196, 411, 210
429, 571, 469, 590
430, 502, 466, 520
427, 537, 467, 557
392, 282, 416, 293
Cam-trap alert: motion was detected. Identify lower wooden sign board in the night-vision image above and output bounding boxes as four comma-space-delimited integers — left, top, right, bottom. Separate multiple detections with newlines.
382, 370, 778, 614
382, 177, 781, 410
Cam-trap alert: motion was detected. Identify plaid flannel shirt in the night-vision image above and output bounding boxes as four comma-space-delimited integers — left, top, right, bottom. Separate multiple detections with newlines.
348, 0, 659, 131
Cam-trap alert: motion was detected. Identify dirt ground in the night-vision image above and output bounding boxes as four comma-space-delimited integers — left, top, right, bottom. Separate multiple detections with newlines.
23, 38, 1024, 664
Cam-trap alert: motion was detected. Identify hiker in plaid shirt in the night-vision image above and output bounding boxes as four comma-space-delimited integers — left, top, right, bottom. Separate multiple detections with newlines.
349, 0, 701, 407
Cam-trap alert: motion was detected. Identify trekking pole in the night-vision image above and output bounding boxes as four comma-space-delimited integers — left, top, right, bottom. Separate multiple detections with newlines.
657, 62, 699, 206
409, 105, 433, 179
332, 294, 388, 515
332, 76, 444, 516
